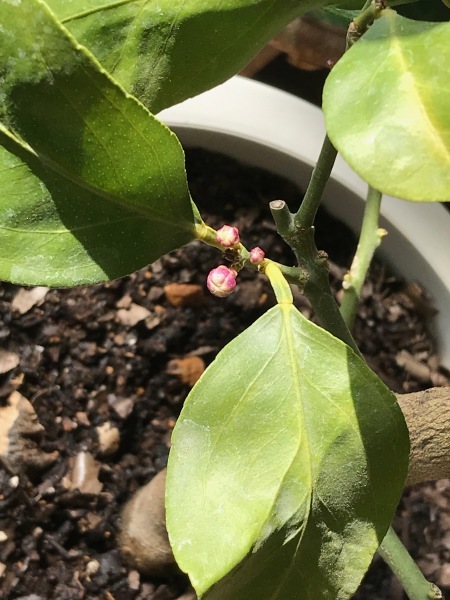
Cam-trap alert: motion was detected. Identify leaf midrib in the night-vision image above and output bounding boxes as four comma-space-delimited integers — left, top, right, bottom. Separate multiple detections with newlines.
258, 305, 314, 600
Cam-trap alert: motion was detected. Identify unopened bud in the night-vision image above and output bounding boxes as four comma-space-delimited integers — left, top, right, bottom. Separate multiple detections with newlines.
216, 225, 240, 248
207, 265, 237, 298
249, 247, 265, 264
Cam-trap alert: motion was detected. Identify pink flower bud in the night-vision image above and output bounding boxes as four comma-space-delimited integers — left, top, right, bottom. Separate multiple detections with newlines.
216, 225, 240, 248
249, 247, 265, 264
207, 265, 237, 298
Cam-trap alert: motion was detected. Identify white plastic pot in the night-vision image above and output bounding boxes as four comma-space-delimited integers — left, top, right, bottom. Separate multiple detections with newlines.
159, 76, 450, 368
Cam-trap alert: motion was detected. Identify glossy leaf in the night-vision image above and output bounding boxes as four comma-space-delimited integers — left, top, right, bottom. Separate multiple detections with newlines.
0, 0, 194, 286
166, 304, 409, 599
323, 10, 450, 202
47, 0, 330, 113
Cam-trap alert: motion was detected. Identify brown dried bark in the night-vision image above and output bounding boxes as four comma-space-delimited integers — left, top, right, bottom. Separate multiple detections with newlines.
397, 387, 450, 486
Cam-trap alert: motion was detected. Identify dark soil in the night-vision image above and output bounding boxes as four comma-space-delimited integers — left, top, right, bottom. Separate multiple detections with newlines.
0, 148, 449, 600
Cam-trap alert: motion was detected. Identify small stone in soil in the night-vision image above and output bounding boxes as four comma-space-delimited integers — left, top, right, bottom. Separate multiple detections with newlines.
64, 452, 103, 495
96, 422, 121, 456
0, 349, 19, 374
119, 469, 175, 576
166, 356, 205, 387
12, 286, 49, 315
164, 283, 204, 308
117, 303, 151, 326
0, 391, 59, 474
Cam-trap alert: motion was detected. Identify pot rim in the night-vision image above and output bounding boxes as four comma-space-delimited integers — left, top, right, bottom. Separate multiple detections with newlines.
159, 76, 450, 368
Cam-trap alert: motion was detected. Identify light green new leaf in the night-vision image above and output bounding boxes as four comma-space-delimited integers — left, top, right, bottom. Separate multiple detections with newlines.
0, 0, 194, 286
323, 10, 450, 202
46, 0, 330, 114
167, 304, 409, 600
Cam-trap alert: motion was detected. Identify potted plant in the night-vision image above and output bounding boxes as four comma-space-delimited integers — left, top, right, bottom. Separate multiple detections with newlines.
0, 1, 449, 599
159, 75, 450, 368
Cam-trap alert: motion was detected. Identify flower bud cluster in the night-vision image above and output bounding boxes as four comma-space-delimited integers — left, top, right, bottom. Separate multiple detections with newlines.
207, 225, 266, 298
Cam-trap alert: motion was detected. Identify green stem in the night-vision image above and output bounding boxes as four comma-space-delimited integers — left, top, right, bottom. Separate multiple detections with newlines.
271, 199, 295, 233
346, 0, 387, 49
353, 1, 382, 31
347, 0, 421, 49
378, 528, 443, 600
294, 135, 337, 230
270, 200, 361, 357
283, 135, 360, 353
339, 187, 385, 329
273, 263, 305, 286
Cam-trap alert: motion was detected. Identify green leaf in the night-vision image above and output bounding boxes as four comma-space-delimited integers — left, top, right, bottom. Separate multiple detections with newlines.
46, 0, 331, 113
0, 0, 194, 286
323, 10, 450, 202
166, 304, 409, 599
